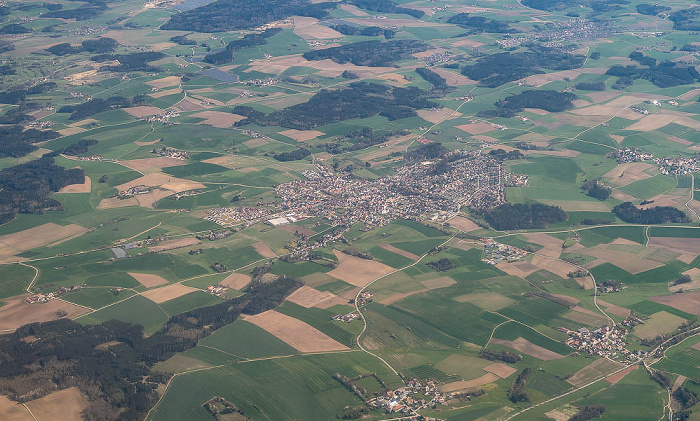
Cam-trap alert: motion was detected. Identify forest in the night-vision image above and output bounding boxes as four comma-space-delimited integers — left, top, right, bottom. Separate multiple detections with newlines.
235, 82, 438, 130
42, 2, 107, 20
162, 0, 335, 32
0, 125, 59, 158
483, 202, 567, 230
273, 148, 311, 162
345, 0, 424, 19
446, 13, 514, 34
461, 49, 586, 87
330, 24, 392, 38
575, 81, 605, 91
494, 90, 577, 113
303, 40, 428, 67
415, 67, 449, 90
612, 202, 688, 224
58, 95, 146, 120
47, 37, 118, 56
91, 52, 164, 72
0, 157, 85, 223
323, 128, 407, 154
670, 8, 700, 31
0, 273, 302, 420
606, 60, 700, 88
203, 28, 281, 64
636, 3, 669, 15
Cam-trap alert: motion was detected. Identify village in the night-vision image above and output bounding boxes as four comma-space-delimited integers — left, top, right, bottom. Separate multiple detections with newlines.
481, 239, 529, 265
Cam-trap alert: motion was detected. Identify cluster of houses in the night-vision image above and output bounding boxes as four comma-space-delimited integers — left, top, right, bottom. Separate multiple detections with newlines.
205, 285, 226, 297
561, 324, 636, 361
153, 147, 189, 160
355, 290, 373, 307
481, 239, 528, 265
372, 379, 446, 415
330, 312, 359, 323
26, 285, 81, 304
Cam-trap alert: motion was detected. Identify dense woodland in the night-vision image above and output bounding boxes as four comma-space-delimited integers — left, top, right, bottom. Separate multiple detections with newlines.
605, 58, 700, 88
575, 81, 605, 91
670, 8, 700, 31
323, 128, 407, 154
235, 82, 437, 129
0, 125, 59, 158
162, 0, 335, 32
330, 24, 391, 38
0, 157, 85, 223
91, 52, 164, 72
0, 273, 302, 420
273, 148, 311, 162
581, 179, 611, 200
303, 40, 428, 67
636, 3, 670, 15
484, 203, 567, 230
42, 1, 107, 20
345, 0, 424, 19
612, 202, 688, 224
461, 49, 586, 87
46, 38, 118, 56
493, 90, 577, 114
446, 13, 515, 34
415, 67, 449, 90
58, 95, 146, 120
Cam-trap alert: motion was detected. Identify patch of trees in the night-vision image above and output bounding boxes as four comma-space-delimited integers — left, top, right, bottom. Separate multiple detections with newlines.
273, 148, 311, 162
57, 95, 145, 120
461, 50, 585, 87
636, 3, 670, 15
59, 139, 99, 156
0, 24, 31, 34
236, 82, 437, 129
0, 274, 301, 419
170, 35, 197, 45
406, 142, 448, 160
581, 179, 611, 200
345, 0, 424, 19
612, 202, 688, 224
427, 257, 454, 271
446, 12, 514, 34
629, 51, 656, 67
574, 81, 605, 91
507, 368, 531, 403
0, 83, 58, 105
0, 125, 59, 158
203, 27, 281, 64
415, 67, 448, 90
162, 0, 336, 32
323, 128, 406, 154
46, 42, 81, 56
0, 157, 84, 222
341, 70, 359, 79
670, 274, 692, 287
569, 405, 606, 421
42, 2, 107, 21
0, 106, 34, 124
670, 8, 700, 31
82, 37, 118, 53
606, 59, 700, 88
673, 386, 698, 421
489, 149, 524, 160
303, 40, 428, 67
680, 44, 700, 52
480, 349, 522, 363
330, 24, 385, 37
91, 52, 164, 72
484, 202, 567, 230
493, 90, 577, 114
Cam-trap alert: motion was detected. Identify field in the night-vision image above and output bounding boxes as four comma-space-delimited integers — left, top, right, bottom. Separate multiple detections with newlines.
199, 319, 298, 359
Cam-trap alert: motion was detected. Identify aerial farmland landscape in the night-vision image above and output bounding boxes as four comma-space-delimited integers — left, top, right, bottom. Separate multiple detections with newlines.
0, 0, 699, 419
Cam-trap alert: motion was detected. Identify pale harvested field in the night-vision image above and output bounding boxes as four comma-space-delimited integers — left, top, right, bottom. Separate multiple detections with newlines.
451, 38, 484, 48
0, 296, 89, 332
243, 138, 269, 148
456, 122, 495, 135
528, 150, 581, 158
191, 111, 246, 128
147, 76, 181, 88
339, 4, 368, 15
25, 387, 88, 421
553, 294, 579, 306
68, 118, 98, 127
648, 237, 700, 261
530, 255, 576, 279
523, 69, 584, 87
453, 291, 514, 311
597, 300, 631, 318
672, 268, 700, 292
58, 127, 85, 136
692, 342, 700, 351
379, 289, 427, 305
121, 157, 186, 173
439, 374, 500, 392
490, 337, 565, 360
525, 233, 564, 258
279, 129, 325, 141
674, 116, 700, 130
97, 196, 139, 209
585, 91, 620, 103
150, 237, 201, 252
252, 241, 276, 258
128, 272, 168, 288
580, 244, 663, 274
626, 113, 681, 131
568, 359, 622, 387
278, 224, 315, 236
420, 276, 456, 290
176, 98, 206, 111
220, 273, 251, 290
428, 67, 476, 86
328, 250, 396, 287
376, 72, 410, 85
244, 310, 349, 352
650, 291, 700, 316
678, 89, 700, 101
286, 285, 346, 308
484, 362, 517, 378
380, 243, 419, 260
605, 365, 637, 384
57, 175, 91, 193
124, 106, 164, 117
345, 17, 449, 27
639, 194, 685, 210
293, 16, 343, 39
611, 189, 638, 202
115, 172, 206, 194
449, 215, 481, 232
497, 261, 539, 278
246, 54, 395, 78
417, 108, 461, 124
633, 311, 686, 339
0, 223, 87, 259
556, 113, 607, 127
150, 88, 182, 98
134, 189, 173, 209
0, 395, 32, 421
603, 162, 656, 187
141, 283, 198, 304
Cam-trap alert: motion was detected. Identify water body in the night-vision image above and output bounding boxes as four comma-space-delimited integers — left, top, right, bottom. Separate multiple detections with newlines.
177, 0, 215, 11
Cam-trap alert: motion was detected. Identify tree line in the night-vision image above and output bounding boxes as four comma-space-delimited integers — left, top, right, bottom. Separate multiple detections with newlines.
483, 202, 567, 230
46, 37, 118, 56
612, 202, 688, 224
303, 40, 428, 67
203, 28, 281, 65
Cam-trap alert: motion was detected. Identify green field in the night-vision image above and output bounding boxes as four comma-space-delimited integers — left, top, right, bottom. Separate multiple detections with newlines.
199, 319, 298, 359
